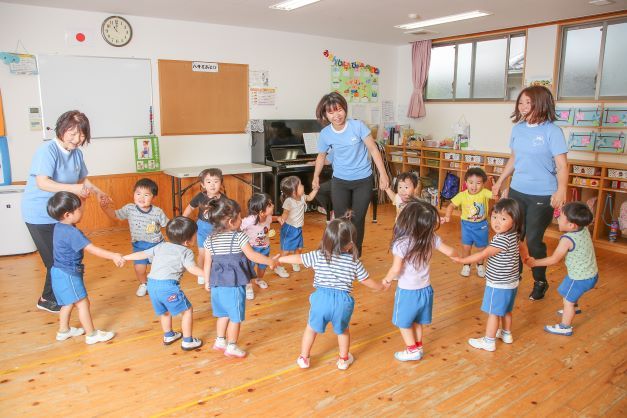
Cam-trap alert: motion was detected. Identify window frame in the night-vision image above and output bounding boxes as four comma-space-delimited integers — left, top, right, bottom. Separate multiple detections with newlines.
426, 32, 526, 102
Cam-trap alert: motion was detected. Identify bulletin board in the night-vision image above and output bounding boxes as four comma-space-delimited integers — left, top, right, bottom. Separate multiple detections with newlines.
158, 60, 249, 135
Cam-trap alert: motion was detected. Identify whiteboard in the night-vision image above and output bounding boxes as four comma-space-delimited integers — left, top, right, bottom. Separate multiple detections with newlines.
37, 55, 152, 139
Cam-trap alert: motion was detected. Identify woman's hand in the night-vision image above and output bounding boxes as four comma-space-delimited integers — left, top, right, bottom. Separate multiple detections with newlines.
312, 176, 320, 191
491, 181, 501, 199
97, 191, 112, 206
378, 174, 390, 191
550, 188, 566, 209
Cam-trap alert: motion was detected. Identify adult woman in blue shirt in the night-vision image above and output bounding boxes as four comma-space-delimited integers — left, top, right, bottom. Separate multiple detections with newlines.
22, 110, 110, 313
492, 86, 568, 301
312, 93, 390, 256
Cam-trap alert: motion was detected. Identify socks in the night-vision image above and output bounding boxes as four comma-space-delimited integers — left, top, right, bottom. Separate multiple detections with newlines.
164, 331, 175, 338
339, 355, 349, 361
484, 336, 496, 343
558, 323, 572, 329
501, 330, 511, 336
183, 336, 193, 343
416, 341, 423, 348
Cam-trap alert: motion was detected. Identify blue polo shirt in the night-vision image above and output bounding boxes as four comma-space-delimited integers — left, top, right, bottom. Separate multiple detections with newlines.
509, 122, 567, 196
318, 119, 372, 181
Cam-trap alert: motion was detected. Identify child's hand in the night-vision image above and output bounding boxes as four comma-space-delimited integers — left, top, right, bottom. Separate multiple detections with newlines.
278, 218, 285, 225
382, 279, 392, 290
526, 257, 537, 268
440, 216, 450, 224
451, 256, 463, 264
204, 279, 210, 292
113, 254, 125, 267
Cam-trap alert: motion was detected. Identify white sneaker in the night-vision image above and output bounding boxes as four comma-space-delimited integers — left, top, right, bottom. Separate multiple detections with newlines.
85, 330, 115, 345
181, 337, 203, 351
274, 266, 290, 278
56, 327, 85, 341
246, 283, 255, 300
292, 264, 301, 272
557, 308, 582, 315
296, 355, 310, 369
394, 348, 423, 362
212, 337, 227, 351
468, 337, 496, 352
495, 329, 513, 344
544, 324, 574, 336
476, 264, 486, 278
225, 343, 247, 358
136, 283, 148, 297
255, 279, 268, 289
460, 264, 471, 277
163, 331, 182, 345
336, 353, 354, 370
197, 276, 205, 285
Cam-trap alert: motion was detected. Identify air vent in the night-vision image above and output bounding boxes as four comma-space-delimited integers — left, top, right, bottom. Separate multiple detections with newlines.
404, 29, 438, 35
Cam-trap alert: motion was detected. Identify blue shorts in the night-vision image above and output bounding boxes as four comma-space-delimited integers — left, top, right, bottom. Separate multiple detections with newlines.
481, 286, 517, 316
251, 246, 271, 270
392, 286, 434, 328
51, 267, 87, 306
308, 287, 355, 335
146, 279, 192, 316
132, 240, 160, 265
558, 274, 598, 303
211, 286, 246, 323
461, 220, 489, 248
197, 220, 213, 248
280, 223, 303, 251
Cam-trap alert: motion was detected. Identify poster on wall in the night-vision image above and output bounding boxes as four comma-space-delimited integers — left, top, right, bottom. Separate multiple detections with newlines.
250, 87, 277, 106
134, 135, 160, 172
325, 50, 379, 103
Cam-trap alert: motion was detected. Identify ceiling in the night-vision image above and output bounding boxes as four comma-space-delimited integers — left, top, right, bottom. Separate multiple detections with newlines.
3, 0, 626, 45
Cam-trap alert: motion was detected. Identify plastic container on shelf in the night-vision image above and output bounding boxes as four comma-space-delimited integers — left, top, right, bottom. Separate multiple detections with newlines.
0, 185, 37, 255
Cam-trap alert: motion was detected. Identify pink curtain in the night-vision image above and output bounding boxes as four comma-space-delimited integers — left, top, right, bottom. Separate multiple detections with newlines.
407, 40, 431, 119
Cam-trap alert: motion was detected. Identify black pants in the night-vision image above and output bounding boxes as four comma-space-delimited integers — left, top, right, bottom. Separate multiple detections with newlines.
25, 223, 57, 303
509, 188, 554, 283
331, 176, 373, 256
314, 180, 333, 212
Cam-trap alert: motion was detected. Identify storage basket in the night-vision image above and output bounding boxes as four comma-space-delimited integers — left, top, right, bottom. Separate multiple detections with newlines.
463, 154, 483, 163
572, 165, 601, 176
608, 169, 627, 179
486, 156, 506, 166
424, 140, 439, 148
443, 152, 461, 161
425, 159, 440, 167
408, 157, 420, 164
611, 181, 627, 190
449, 162, 461, 169
424, 150, 440, 158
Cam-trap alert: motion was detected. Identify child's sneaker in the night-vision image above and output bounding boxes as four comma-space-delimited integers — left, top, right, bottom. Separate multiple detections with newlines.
292, 264, 301, 272
181, 337, 203, 351
274, 266, 290, 278
336, 353, 354, 370
56, 327, 85, 341
197, 276, 205, 285
394, 348, 423, 362
544, 323, 574, 336
476, 264, 486, 278
163, 331, 182, 345
296, 355, 310, 369
246, 283, 255, 300
255, 279, 268, 289
212, 337, 227, 351
495, 329, 513, 344
85, 330, 115, 345
224, 343, 247, 358
136, 283, 148, 297
557, 308, 582, 315
468, 337, 496, 352
460, 264, 471, 277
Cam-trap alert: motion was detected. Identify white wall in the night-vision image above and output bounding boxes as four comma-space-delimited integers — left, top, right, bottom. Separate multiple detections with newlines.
0, 2, 396, 181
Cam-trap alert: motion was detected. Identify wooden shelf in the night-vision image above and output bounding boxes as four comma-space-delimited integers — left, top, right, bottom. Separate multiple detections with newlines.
601, 187, 627, 194
570, 173, 601, 179
568, 183, 600, 190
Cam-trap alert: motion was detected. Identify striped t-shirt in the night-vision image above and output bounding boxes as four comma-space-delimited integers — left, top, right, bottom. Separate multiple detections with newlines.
301, 250, 369, 293
486, 232, 520, 289
204, 231, 249, 255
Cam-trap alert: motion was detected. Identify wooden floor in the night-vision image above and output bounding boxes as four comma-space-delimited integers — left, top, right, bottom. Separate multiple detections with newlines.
0, 204, 625, 417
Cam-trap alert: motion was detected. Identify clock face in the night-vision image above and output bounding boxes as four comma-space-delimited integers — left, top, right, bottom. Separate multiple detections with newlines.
102, 16, 132, 47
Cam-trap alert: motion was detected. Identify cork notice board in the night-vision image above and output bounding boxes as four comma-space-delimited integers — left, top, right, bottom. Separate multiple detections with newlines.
158, 60, 249, 135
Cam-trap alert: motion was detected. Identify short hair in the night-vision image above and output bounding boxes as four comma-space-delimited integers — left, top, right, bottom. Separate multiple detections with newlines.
205, 197, 241, 234
396, 172, 419, 190
319, 218, 359, 262
198, 168, 223, 184
562, 202, 593, 229
464, 167, 488, 182
134, 178, 158, 196
248, 193, 273, 224
280, 176, 301, 202
47, 191, 82, 220
166, 216, 198, 244
55, 110, 91, 145
511, 85, 557, 125
491, 198, 524, 238
315, 92, 348, 126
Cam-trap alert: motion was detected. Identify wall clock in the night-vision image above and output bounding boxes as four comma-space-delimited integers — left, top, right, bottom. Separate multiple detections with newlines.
101, 16, 132, 47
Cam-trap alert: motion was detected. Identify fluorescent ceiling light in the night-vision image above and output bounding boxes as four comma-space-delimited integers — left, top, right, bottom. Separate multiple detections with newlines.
269, 0, 321, 11
395, 10, 491, 30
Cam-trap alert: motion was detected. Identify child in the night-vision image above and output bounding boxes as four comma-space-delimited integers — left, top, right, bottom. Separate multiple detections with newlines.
124, 216, 205, 351
182, 168, 226, 285
100, 178, 169, 297
527, 202, 598, 336
240, 193, 288, 300
279, 176, 319, 272
279, 218, 385, 370
47, 191, 124, 344
384, 171, 422, 218
441, 167, 493, 278
452, 198, 528, 352
203, 198, 278, 358
381, 199, 456, 361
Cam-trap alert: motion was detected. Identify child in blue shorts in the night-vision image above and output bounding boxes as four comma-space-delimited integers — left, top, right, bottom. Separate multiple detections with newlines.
47, 192, 124, 344
381, 199, 456, 361
203, 198, 277, 359
279, 176, 318, 273
124, 216, 205, 351
100, 178, 168, 297
279, 218, 384, 370
453, 199, 528, 352
442, 167, 493, 278
528, 202, 598, 336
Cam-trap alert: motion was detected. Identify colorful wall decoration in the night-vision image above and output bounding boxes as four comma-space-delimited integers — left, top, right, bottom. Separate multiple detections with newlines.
324, 50, 379, 103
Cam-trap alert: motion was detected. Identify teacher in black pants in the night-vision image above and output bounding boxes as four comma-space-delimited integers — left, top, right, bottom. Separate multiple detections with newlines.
312, 92, 389, 255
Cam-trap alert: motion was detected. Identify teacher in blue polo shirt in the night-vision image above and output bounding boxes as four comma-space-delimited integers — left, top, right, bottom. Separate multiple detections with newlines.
312, 92, 389, 256
22, 110, 110, 313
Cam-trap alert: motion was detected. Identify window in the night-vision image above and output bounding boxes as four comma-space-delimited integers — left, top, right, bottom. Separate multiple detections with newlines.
426, 33, 525, 101
558, 18, 627, 100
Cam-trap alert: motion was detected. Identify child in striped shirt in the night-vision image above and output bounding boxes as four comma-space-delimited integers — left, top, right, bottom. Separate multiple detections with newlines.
279, 218, 385, 371
452, 198, 528, 352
